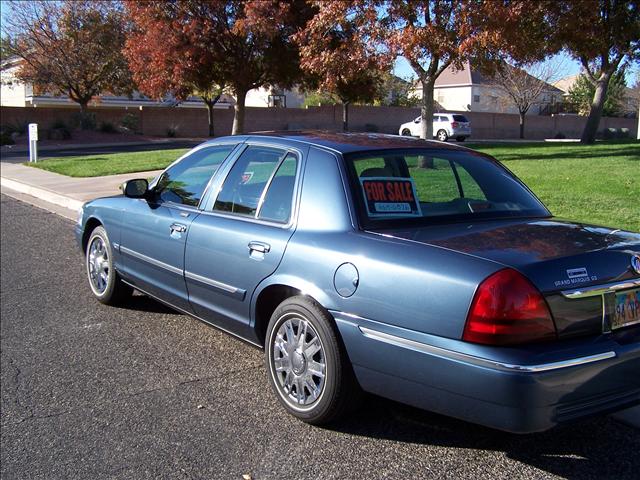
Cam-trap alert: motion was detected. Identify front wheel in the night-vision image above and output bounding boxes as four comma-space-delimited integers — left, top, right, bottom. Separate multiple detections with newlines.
436, 129, 449, 142
86, 226, 132, 305
265, 295, 359, 425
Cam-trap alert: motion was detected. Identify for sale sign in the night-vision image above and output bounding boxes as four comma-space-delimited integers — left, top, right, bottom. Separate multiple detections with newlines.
360, 177, 422, 217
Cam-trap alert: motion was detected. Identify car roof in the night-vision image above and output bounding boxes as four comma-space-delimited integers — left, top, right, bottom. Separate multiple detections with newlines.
206, 130, 471, 155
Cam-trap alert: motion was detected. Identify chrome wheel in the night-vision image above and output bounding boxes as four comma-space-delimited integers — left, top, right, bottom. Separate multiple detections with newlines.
88, 235, 109, 294
271, 313, 326, 409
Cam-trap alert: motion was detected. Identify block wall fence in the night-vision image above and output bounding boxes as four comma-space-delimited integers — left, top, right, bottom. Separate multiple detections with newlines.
1, 104, 637, 140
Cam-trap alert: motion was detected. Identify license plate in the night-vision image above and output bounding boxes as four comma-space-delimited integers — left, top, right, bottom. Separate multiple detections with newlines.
611, 288, 640, 330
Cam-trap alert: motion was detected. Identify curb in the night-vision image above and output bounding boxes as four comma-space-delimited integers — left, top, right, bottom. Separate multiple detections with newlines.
0, 176, 83, 212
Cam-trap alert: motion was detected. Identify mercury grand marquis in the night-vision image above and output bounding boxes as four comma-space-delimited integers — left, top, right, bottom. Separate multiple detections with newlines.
76, 132, 640, 433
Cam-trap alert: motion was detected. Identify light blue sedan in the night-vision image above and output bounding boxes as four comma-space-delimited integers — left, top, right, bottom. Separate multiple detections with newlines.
76, 132, 640, 433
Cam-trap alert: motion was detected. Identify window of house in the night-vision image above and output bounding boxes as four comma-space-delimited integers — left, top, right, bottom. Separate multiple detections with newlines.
473, 95, 481, 103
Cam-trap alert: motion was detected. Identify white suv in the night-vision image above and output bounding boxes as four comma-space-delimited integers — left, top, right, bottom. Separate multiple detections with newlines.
399, 113, 471, 142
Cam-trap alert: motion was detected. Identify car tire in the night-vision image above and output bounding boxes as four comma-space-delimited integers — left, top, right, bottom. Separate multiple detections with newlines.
265, 295, 360, 425
437, 129, 449, 142
85, 226, 133, 305
401, 128, 412, 136
456, 136, 466, 142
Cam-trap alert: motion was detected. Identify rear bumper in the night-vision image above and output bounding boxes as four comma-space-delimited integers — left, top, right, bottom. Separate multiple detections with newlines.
333, 312, 640, 433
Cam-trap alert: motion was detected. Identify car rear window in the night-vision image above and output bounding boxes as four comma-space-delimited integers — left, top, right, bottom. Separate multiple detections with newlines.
346, 149, 549, 226
452, 115, 469, 122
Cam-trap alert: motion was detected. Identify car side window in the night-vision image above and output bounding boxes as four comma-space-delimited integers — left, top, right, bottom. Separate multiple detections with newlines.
258, 153, 297, 223
213, 146, 297, 223
155, 145, 235, 207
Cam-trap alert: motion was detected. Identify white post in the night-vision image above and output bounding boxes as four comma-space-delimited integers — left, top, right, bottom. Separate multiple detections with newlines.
28, 123, 39, 163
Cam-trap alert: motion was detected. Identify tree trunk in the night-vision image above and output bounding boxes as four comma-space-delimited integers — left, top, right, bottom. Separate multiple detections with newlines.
418, 79, 435, 168
519, 111, 525, 139
78, 101, 91, 130
342, 101, 349, 132
204, 100, 215, 137
232, 88, 248, 135
420, 79, 435, 140
581, 76, 611, 144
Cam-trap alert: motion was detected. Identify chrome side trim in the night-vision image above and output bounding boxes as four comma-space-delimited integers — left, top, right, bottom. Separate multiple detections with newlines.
119, 246, 183, 276
561, 279, 640, 299
184, 270, 245, 298
358, 326, 616, 373
120, 279, 261, 348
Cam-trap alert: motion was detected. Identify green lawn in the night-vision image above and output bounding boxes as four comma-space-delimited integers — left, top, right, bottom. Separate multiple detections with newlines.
469, 141, 639, 232
28, 140, 639, 231
29, 148, 190, 177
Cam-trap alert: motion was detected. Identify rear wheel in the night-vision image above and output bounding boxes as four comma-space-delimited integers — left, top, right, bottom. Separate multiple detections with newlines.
401, 128, 412, 136
456, 136, 466, 142
265, 295, 359, 425
436, 129, 449, 142
86, 226, 132, 305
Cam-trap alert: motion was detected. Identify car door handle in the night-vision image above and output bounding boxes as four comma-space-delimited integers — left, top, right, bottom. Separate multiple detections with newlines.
248, 241, 271, 254
170, 223, 187, 233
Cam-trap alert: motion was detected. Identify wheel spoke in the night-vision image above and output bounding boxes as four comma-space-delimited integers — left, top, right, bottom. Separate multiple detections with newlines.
304, 337, 321, 358
307, 360, 325, 378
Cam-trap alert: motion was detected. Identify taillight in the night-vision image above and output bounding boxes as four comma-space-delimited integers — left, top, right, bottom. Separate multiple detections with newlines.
463, 269, 557, 345
451, 121, 459, 128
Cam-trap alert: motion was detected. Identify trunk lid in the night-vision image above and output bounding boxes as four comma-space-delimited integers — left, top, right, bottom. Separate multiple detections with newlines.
374, 219, 640, 339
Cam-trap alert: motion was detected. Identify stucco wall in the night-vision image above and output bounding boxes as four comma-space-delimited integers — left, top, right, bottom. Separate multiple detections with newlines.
1, 105, 637, 140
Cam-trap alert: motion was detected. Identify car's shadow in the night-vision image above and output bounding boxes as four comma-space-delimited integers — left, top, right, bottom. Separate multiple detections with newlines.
118, 292, 177, 315
333, 395, 639, 479
120, 293, 639, 479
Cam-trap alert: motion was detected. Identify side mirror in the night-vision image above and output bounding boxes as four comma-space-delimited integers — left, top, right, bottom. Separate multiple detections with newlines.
414, 117, 420, 123
121, 178, 149, 198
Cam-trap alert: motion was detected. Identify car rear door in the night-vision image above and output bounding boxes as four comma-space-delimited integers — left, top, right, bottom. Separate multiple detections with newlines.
184, 143, 305, 338
118, 144, 237, 311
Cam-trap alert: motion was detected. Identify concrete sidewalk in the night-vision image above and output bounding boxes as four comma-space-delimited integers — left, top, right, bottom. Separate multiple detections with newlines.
0, 162, 161, 215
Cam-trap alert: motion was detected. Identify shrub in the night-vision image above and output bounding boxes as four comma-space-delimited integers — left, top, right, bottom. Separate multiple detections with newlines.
46, 120, 71, 140
120, 113, 139, 133
70, 112, 97, 130
166, 126, 177, 137
554, 132, 566, 139
99, 121, 117, 133
0, 131, 15, 146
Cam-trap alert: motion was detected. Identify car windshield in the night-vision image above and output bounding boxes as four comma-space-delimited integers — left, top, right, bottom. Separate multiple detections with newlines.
345, 148, 549, 227
452, 115, 469, 122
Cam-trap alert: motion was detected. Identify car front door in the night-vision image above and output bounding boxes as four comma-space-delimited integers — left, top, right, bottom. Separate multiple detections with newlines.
118, 144, 237, 311
184, 144, 304, 338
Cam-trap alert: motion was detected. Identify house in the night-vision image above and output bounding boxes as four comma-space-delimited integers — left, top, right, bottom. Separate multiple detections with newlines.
553, 73, 638, 117
245, 86, 304, 108
1, 57, 301, 110
409, 61, 563, 115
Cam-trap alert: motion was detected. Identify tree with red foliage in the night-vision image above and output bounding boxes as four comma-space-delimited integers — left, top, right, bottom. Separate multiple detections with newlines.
307, 1, 557, 140
553, 0, 639, 143
295, 2, 391, 131
4, 0, 133, 118
125, 1, 314, 136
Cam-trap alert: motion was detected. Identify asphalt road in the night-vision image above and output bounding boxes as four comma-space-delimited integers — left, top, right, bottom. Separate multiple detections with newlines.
0, 140, 201, 163
1, 194, 638, 480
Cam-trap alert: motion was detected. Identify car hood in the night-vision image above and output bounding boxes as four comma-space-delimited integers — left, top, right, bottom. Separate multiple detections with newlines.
373, 218, 640, 292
